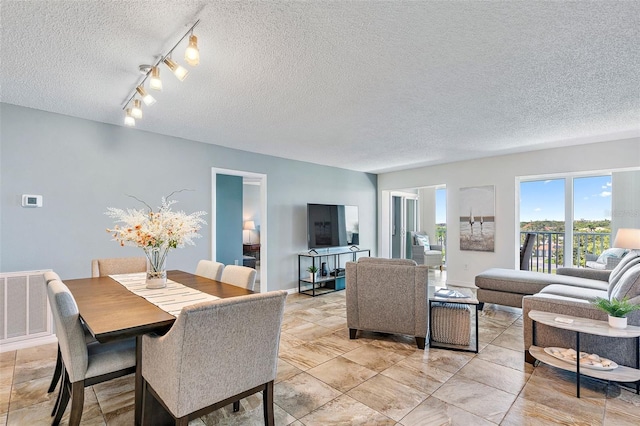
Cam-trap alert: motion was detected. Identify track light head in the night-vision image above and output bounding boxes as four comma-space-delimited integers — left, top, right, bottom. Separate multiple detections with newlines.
136, 86, 156, 106
149, 66, 163, 91
131, 100, 143, 119
163, 57, 189, 81
185, 34, 199, 66
124, 109, 136, 127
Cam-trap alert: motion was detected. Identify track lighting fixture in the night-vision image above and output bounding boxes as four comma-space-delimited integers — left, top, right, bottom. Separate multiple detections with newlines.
163, 57, 189, 81
136, 86, 156, 106
185, 34, 200, 66
149, 66, 162, 91
121, 20, 200, 127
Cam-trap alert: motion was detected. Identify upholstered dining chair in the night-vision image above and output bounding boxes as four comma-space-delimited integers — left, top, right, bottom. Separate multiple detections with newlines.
47, 280, 136, 426
195, 259, 225, 281
141, 291, 287, 426
91, 256, 147, 277
220, 265, 257, 292
43, 271, 64, 394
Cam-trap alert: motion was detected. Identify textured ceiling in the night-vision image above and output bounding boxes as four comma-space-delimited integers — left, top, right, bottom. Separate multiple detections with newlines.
1, 1, 639, 173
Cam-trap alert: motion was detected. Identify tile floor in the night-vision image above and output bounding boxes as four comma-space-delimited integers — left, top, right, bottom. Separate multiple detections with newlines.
2, 270, 640, 425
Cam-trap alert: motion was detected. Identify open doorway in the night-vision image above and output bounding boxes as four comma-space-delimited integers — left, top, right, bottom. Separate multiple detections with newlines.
211, 168, 267, 292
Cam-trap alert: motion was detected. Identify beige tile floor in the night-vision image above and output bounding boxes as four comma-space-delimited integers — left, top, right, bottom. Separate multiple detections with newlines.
2, 270, 640, 425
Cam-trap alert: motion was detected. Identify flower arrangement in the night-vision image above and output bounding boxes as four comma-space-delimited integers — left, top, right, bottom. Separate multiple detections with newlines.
106, 191, 207, 286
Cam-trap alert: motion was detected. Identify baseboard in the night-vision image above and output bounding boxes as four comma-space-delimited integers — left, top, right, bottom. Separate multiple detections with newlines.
0, 335, 58, 353
445, 279, 477, 289
285, 287, 299, 295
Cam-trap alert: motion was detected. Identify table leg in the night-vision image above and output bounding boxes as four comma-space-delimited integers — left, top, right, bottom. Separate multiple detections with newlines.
474, 303, 479, 354
576, 332, 581, 398
135, 335, 143, 426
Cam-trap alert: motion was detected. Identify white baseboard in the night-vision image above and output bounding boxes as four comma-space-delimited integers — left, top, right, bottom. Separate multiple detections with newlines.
445, 279, 478, 289
0, 335, 58, 353
285, 287, 299, 295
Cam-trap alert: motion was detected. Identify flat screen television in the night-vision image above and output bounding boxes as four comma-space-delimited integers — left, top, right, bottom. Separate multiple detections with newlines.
307, 203, 359, 249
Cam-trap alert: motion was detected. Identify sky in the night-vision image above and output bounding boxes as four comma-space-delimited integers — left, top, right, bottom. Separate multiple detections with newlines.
520, 175, 612, 222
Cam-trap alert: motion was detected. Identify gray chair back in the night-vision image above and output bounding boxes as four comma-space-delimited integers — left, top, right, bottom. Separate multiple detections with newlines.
91, 256, 146, 277
142, 290, 287, 419
220, 265, 257, 292
44, 271, 61, 284
195, 260, 225, 281
47, 280, 88, 382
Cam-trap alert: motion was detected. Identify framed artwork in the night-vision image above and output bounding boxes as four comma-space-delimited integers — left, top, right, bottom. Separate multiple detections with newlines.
459, 185, 495, 252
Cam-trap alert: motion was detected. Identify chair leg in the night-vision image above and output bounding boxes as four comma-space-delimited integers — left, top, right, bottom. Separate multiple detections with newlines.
263, 381, 274, 426
478, 302, 484, 311
349, 328, 357, 339
142, 379, 152, 426
48, 345, 62, 393
51, 367, 66, 417
52, 374, 71, 426
68, 381, 85, 426
233, 400, 240, 412
415, 336, 426, 349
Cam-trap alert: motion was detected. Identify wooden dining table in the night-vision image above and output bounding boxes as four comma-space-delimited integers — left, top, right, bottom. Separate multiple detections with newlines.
64, 270, 254, 425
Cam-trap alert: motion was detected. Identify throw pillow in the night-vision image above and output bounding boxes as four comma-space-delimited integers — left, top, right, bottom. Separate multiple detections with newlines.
609, 263, 640, 302
415, 234, 430, 250
596, 248, 628, 264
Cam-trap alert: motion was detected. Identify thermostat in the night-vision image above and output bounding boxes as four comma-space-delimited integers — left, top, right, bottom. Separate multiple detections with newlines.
22, 194, 43, 208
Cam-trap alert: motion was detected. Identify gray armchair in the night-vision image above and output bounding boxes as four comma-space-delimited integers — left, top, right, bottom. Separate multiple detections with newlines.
141, 290, 287, 425
346, 257, 429, 348
408, 231, 443, 270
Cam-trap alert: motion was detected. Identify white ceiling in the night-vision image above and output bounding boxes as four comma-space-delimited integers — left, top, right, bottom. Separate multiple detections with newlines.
1, 1, 639, 173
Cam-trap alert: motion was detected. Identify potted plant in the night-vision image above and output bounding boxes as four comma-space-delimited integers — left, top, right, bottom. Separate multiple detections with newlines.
307, 265, 319, 282
592, 297, 640, 329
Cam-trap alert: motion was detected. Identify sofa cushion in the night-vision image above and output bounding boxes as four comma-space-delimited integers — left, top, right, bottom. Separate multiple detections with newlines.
610, 263, 640, 303
608, 250, 640, 298
539, 284, 607, 302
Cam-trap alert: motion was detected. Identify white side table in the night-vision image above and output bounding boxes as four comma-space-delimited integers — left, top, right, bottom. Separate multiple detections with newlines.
528, 310, 640, 398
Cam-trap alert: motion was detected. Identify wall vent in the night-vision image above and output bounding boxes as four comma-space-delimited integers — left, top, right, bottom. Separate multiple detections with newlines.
1, 270, 56, 352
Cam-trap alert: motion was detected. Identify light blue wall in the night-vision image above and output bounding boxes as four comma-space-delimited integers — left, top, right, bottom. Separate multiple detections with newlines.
0, 103, 377, 291
216, 174, 243, 266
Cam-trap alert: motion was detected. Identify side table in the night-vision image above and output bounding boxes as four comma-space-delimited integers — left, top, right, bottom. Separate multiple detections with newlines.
528, 310, 640, 398
428, 291, 479, 353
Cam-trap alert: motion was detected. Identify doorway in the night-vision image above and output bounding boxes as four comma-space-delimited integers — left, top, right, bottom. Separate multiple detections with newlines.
211, 168, 267, 292
391, 192, 418, 259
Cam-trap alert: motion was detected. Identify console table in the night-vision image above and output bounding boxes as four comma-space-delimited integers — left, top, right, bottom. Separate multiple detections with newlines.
528, 310, 640, 398
297, 248, 370, 296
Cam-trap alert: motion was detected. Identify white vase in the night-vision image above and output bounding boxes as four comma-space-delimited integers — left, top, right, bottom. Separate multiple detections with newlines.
309, 272, 316, 281
608, 315, 627, 329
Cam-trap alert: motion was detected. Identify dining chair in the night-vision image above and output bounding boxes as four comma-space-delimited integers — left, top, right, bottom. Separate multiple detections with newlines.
44, 271, 63, 394
91, 256, 147, 277
195, 259, 224, 281
141, 290, 287, 426
220, 265, 257, 292
47, 279, 136, 426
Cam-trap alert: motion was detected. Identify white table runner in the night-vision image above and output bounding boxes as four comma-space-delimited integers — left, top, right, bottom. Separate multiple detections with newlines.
109, 272, 219, 317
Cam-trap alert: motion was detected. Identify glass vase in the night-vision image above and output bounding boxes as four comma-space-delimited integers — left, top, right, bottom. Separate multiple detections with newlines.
145, 247, 167, 289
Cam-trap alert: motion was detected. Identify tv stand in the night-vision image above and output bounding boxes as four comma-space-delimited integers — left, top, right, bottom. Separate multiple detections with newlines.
298, 248, 370, 297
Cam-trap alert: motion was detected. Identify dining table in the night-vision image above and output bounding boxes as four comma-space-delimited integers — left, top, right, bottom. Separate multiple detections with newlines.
64, 270, 254, 425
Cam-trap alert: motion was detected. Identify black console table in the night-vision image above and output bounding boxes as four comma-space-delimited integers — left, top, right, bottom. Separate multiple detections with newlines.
298, 248, 370, 296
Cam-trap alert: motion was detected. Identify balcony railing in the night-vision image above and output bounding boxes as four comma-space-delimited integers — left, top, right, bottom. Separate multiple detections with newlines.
520, 231, 611, 273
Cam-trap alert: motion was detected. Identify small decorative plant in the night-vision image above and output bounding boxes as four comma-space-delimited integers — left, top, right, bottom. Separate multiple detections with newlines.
307, 265, 319, 274
592, 297, 640, 318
